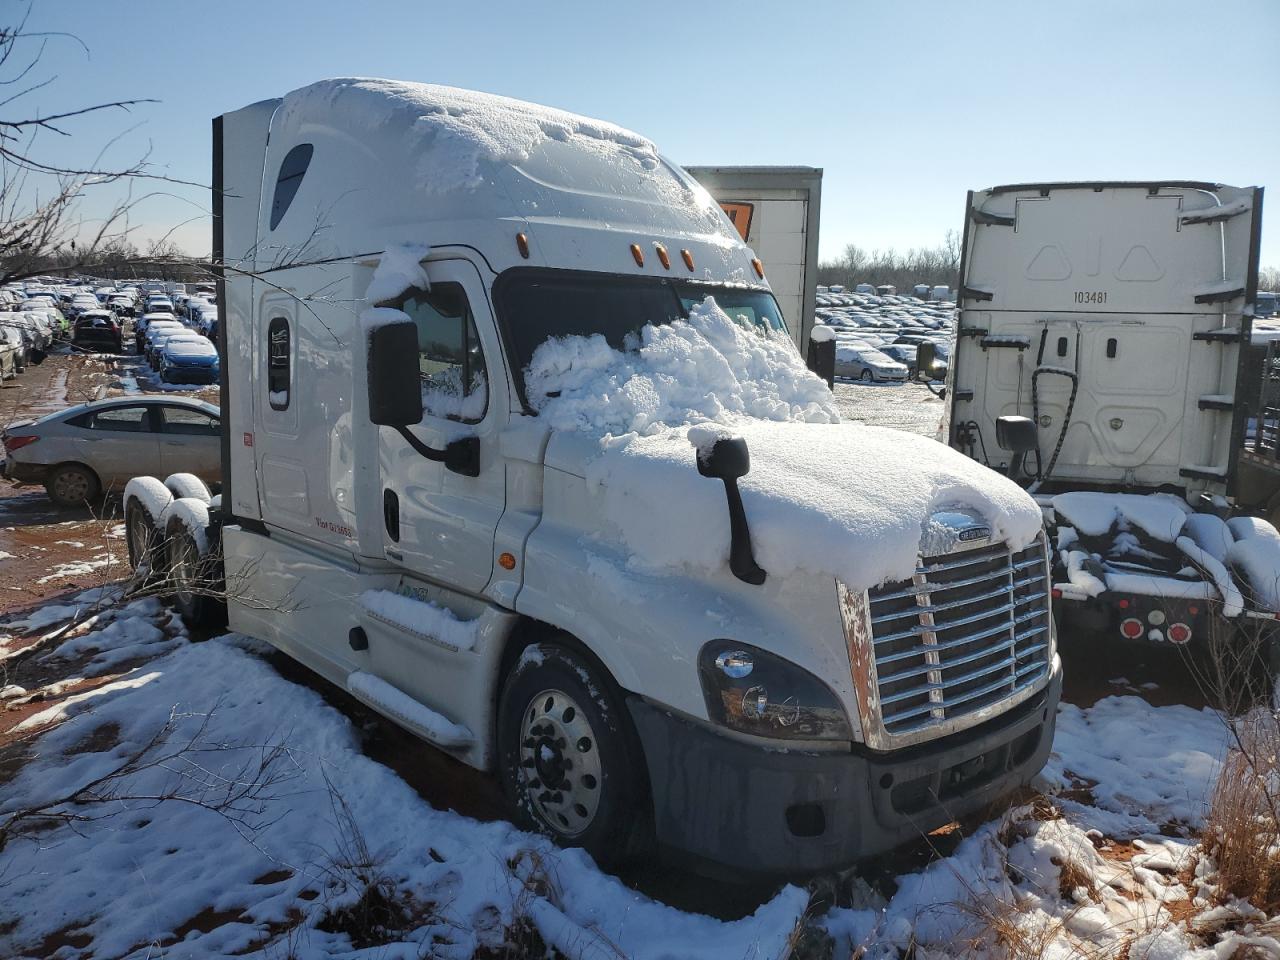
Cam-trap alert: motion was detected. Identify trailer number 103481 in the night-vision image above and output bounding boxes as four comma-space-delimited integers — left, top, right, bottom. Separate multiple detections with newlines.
1074, 291, 1108, 304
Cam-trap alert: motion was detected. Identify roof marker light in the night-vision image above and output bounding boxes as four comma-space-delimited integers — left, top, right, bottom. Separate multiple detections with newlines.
681, 249, 695, 271
630, 244, 645, 267
655, 244, 671, 270
516, 233, 530, 259
751, 258, 765, 279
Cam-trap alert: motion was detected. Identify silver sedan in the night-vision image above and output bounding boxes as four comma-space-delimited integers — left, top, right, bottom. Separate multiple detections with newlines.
2, 396, 220, 506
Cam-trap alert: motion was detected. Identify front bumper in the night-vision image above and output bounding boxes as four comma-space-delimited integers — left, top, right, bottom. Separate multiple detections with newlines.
161, 365, 218, 383
628, 662, 1061, 875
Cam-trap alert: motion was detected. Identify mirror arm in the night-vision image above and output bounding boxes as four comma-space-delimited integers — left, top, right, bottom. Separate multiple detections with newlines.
719, 476, 767, 586
393, 426, 480, 477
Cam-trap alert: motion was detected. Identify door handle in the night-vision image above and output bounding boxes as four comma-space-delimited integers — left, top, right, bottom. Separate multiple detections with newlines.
383, 488, 400, 543
165, 441, 184, 446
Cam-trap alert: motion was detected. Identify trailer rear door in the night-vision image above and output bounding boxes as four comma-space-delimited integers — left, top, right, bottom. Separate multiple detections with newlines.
951, 182, 1263, 494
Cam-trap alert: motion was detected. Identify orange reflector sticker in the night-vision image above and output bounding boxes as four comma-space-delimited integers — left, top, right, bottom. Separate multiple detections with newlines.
499, 552, 517, 571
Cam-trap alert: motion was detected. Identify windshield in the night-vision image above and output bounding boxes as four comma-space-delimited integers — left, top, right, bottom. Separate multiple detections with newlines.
494, 270, 788, 409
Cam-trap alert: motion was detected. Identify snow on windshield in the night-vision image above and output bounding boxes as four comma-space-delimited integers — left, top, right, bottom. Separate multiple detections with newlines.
528, 297, 1043, 589
526, 297, 837, 435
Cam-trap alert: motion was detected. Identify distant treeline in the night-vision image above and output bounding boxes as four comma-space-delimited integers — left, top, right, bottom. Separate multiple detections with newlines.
817, 231, 961, 292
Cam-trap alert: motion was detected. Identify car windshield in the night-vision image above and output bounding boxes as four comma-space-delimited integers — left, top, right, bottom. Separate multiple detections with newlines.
495, 271, 787, 408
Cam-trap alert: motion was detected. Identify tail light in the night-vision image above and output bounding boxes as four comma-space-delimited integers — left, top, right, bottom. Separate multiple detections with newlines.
1119, 617, 1144, 640
1168, 622, 1192, 645
3, 434, 37, 453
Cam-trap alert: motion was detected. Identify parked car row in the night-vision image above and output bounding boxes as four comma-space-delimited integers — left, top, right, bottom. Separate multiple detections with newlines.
814, 286, 954, 383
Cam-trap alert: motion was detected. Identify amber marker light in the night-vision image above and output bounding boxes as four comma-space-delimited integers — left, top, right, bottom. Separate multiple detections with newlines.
655, 244, 671, 269
751, 258, 765, 279
516, 233, 530, 259
630, 243, 645, 267
498, 552, 517, 571
681, 249, 695, 271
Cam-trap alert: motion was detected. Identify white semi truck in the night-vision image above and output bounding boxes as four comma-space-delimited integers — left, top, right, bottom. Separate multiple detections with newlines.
124, 79, 1059, 875
941, 181, 1279, 663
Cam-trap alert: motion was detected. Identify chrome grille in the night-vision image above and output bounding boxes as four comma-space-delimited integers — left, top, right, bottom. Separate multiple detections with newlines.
867, 537, 1051, 737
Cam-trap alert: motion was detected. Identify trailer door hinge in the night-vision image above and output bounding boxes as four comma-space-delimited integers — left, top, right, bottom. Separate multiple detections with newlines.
1194, 287, 1244, 304
1192, 328, 1243, 343
1197, 397, 1235, 411
970, 208, 1016, 227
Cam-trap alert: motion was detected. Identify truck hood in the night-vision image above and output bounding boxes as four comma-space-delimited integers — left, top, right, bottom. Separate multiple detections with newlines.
546, 420, 1044, 591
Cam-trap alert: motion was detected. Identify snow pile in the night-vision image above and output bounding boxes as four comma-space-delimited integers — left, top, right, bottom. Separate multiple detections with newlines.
526, 297, 839, 435
1044, 696, 1227, 834
365, 242, 431, 304
1052, 492, 1190, 542
0, 606, 811, 959
360, 589, 481, 652
526, 297, 1041, 589
281, 79, 658, 196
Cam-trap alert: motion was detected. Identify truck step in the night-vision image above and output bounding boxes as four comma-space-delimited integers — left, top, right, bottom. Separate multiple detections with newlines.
1192, 328, 1243, 343
1193, 287, 1244, 305
1197, 395, 1235, 411
1179, 464, 1229, 482
961, 285, 994, 302
346, 670, 474, 749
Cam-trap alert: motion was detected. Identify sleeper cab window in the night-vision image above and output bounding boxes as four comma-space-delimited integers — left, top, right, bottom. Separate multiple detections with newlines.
267, 317, 290, 410
393, 283, 488, 423
269, 143, 314, 231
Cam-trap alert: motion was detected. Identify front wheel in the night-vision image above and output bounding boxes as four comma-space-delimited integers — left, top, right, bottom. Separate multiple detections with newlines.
497, 642, 648, 866
859, 369, 874, 382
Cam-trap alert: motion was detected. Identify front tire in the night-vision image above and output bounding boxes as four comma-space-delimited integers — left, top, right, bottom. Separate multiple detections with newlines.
497, 642, 647, 866
859, 369, 874, 382
46, 463, 100, 507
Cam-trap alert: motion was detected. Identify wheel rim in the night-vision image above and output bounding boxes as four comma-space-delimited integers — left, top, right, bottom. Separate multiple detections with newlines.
169, 534, 196, 607
518, 688, 603, 838
53, 470, 90, 502
861, 370, 873, 381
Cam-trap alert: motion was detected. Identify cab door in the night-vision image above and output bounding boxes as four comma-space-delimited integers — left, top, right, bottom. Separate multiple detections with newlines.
376, 258, 507, 595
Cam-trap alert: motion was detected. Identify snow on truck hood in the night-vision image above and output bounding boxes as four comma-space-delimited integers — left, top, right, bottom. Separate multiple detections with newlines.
531, 298, 1044, 590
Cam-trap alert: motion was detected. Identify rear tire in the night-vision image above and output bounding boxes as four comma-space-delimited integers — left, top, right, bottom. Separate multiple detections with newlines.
46, 463, 100, 507
164, 474, 211, 503
165, 514, 224, 628
125, 492, 170, 577
497, 641, 648, 867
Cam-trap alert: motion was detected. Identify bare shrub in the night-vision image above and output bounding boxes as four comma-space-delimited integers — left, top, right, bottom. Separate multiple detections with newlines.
1202, 710, 1280, 913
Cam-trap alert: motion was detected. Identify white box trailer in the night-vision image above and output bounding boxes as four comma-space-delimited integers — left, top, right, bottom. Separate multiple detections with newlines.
122, 80, 1058, 876
683, 166, 821, 354
944, 181, 1279, 661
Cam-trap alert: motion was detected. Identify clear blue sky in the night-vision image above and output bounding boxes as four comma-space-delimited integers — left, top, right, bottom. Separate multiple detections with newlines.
19, 0, 1280, 267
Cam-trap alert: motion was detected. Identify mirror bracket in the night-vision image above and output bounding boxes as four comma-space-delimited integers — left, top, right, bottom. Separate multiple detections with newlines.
394, 427, 480, 477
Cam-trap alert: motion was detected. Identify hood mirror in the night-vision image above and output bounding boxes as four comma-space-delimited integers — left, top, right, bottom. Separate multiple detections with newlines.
696, 436, 766, 586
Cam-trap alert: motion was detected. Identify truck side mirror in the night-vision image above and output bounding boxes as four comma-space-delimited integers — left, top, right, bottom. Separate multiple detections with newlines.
367, 320, 424, 427
996, 415, 1038, 482
806, 326, 836, 389
915, 341, 936, 380
367, 319, 481, 477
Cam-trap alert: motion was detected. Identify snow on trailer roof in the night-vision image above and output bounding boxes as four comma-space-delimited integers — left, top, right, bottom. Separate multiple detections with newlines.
244, 78, 752, 279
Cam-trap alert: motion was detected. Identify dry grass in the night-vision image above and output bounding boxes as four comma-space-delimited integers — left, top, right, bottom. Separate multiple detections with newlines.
1202, 711, 1280, 914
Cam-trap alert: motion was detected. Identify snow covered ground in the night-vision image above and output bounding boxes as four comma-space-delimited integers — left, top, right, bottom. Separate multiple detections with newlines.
1, 593, 1276, 959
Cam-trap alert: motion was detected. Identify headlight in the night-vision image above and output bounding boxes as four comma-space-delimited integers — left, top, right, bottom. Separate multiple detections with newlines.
698, 640, 852, 741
